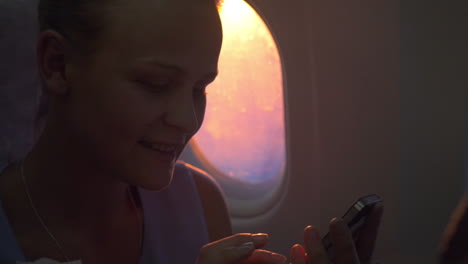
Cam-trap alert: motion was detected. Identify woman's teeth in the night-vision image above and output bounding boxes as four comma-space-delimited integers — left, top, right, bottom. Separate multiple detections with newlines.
141, 141, 176, 153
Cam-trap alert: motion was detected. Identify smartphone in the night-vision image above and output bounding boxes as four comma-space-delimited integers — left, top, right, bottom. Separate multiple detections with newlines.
321, 194, 383, 262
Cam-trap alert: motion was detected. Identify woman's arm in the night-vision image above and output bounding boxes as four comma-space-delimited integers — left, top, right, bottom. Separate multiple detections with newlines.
189, 165, 233, 242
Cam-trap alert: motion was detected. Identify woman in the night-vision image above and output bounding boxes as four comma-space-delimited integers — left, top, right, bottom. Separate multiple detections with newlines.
0, 0, 383, 263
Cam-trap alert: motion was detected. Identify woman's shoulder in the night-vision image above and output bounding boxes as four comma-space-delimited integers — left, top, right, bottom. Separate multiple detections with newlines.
178, 161, 233, 242
179, 162, 219, 188
178, 162, 225, 208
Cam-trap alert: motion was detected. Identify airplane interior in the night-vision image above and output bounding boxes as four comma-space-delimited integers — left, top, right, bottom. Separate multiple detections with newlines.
0, 0, 466, 263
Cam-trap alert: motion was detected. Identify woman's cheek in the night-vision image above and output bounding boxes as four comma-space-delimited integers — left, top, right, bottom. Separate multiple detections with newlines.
81, 86, 150, 163
104, 89, 156, 146
193, 96, 207, 135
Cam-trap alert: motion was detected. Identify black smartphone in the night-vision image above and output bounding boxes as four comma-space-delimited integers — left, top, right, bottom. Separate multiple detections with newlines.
321, 194, 383, 262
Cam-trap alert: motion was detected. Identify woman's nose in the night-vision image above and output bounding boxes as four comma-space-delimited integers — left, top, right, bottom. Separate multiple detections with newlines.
163, 92, 200, 135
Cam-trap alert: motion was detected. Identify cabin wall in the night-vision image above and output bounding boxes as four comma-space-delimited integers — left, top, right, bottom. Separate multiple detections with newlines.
235, 0, 466, 263
236, 0, 400, 262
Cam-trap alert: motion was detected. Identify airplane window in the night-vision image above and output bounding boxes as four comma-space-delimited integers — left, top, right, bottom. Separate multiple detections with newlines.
181, 0, 287, 216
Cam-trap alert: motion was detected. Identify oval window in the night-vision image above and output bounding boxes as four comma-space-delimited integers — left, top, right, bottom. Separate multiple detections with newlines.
182, 0, 286, 216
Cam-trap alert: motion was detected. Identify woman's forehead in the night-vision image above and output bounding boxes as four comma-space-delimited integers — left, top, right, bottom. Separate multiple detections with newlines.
105, 0, 221, 38
101, 0, 222, 68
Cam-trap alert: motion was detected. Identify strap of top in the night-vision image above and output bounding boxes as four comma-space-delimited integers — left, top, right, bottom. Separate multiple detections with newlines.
138, 161, 210, 264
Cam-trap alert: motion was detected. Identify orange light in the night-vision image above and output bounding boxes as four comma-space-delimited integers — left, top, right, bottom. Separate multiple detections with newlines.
192, 0, 285, 184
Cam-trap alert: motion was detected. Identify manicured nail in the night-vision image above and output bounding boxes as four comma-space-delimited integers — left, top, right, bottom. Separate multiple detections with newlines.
271, 253, 287, 264
293, 244, 304, 260
252, 233, 269, 243
236, 242, 254, 254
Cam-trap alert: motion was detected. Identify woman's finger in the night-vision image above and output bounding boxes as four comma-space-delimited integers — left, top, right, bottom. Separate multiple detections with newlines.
210, 233, 270, 249
289, 244, 307, 264
238, 249, 287, 264
329, 218, 360, 264
355, 203, 384, 264
303, 225, 330, 264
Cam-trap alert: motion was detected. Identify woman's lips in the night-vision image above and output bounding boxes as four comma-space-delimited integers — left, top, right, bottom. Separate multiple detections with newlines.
139, 141, 177, 162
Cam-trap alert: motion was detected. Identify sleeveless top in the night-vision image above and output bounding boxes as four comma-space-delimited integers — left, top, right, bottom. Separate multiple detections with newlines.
0, 160, 210, 264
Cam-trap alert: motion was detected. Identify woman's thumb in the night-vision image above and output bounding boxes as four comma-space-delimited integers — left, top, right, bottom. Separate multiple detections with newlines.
222, 242, 255, 261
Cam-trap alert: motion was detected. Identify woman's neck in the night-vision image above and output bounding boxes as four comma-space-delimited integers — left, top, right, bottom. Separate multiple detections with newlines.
22, 120, 134, 233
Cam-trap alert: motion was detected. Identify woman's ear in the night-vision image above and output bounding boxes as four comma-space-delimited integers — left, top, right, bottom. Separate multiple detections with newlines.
37, 30, 70, 96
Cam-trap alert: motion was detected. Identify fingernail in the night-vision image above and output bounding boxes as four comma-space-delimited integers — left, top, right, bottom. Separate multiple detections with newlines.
271, 253, 287, 264
252, 233, 268, 243
236, 242, 254, 254
292, 244, 304, 260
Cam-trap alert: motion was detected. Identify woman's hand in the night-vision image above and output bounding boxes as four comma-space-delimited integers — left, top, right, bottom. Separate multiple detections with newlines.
290, 203, 384, 264
196, 233, 287, 264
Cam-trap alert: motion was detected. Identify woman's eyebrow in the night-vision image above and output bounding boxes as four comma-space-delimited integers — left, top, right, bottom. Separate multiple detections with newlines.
139, 58, 218, 80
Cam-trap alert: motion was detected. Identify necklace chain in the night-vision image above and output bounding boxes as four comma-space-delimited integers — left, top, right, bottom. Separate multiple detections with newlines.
20, 159, 70, 262
129, 184, 143, 257
20, 159, 143, 262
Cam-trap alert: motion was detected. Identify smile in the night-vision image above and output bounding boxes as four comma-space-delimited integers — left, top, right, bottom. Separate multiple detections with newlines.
139, 141, 177, 153
139, 141, 177, 161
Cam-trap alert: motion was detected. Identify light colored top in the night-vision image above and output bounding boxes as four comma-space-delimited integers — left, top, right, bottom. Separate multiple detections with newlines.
0, 160, 209, 264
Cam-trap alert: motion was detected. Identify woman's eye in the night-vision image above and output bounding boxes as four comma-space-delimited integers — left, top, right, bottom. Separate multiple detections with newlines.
139, 81, 170, 92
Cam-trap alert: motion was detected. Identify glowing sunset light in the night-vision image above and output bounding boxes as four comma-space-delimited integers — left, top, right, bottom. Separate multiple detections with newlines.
191, 0, 286, 184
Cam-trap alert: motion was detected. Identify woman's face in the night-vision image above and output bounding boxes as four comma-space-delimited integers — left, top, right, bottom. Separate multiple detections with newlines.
63, 0, 223, 190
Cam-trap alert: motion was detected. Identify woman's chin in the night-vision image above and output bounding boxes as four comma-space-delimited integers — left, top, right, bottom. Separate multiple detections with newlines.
137, 165, 175, 191
142, 175, 173, 191
116, 154, 176, 190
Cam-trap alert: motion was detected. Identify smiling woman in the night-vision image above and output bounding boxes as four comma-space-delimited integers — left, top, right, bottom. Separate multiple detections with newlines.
0, 0, 294, 262
1, 0, 226, 263
0, 1, 391, 264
